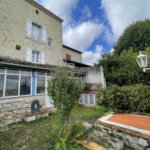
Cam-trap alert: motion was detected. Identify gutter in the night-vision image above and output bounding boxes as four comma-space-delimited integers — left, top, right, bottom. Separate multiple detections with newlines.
0, 62, 51, 71
0, 62, 86, 74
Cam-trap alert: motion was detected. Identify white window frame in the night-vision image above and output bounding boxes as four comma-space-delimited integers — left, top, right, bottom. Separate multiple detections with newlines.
0, 68, 32, 98
36, 71, 46, 95
32, 51, 40, 64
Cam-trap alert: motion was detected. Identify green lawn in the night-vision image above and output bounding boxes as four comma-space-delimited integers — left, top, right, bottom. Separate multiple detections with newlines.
0, 107, 103, 150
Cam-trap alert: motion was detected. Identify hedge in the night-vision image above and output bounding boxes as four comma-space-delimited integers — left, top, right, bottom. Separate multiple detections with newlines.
99, 84, 150, 113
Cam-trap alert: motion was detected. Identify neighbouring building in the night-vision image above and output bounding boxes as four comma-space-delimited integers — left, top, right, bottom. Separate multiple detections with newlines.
0, 0, 105, 127
63, 45, 92, 68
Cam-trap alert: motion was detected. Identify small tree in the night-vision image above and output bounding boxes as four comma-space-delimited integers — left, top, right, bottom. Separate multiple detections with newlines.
47, 66, 85, 141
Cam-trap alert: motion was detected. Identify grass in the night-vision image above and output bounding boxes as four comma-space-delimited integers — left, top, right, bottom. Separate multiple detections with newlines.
0, 106, 104, 150
46, 143, 87, 150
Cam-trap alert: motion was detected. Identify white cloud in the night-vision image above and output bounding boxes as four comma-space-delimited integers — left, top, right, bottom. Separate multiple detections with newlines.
101, 0, 150, 44
36, 0, 104, 66
63, 21, 104, 52
82, 5, 92, 18
37, 0, 79, 22
82, 45, 103, 66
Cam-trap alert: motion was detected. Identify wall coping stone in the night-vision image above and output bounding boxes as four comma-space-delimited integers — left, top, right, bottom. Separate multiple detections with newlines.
0, 94, 45, 102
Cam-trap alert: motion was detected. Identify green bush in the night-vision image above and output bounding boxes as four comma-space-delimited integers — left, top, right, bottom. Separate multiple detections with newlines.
45, 122, 87, 150
99, 84, 150, 113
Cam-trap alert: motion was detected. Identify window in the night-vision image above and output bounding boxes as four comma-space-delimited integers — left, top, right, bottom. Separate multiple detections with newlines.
36, 72, 45, 94
0, 68, 5, 97
66, 54, 71, 60
32, 24, 41, 42
26, 48, 45, 64
36, 10, 39, 15
25, 19, 46, 44
20, 70, 31, 95
5, 74, 19, 96
0, 68, 32, 97
32, 51, 40, 63
48, 38, 52, 46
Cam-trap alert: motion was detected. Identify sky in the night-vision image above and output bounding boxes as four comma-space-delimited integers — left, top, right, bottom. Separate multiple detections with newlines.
36, 0, 150, 66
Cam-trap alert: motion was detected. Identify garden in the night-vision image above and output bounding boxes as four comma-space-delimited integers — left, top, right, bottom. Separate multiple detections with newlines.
0, 106, 134, 150
0, 66, 135, 150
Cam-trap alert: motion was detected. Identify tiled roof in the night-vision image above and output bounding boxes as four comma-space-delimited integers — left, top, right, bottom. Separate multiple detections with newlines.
82, 91, 98, 94
0, 57, 86, 73
25, 0, 63, 23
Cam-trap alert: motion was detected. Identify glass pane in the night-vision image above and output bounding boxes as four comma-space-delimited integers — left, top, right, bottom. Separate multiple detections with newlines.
141, 57, 146, 66
37, 72, 45, 76
137, 57, 142, 67
36, 53, 39, 63
48, 39, 51, 46
37, 26, 41, 42
0, 75, 4, 97
32, 24, 41, 42
5, 75, 19, 96
0, 68, 5, 74
20, 75, 31, 95
47, 72, 50, 76
32, 52, 35, 62
21, 70, 31, 75
32, 24, 36, 41
7, 69, 19, 74
37, 76, 45, 94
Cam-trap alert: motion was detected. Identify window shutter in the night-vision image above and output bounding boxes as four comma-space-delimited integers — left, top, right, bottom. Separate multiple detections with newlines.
41, 52, 45, 64
25, 19, 32, 38
66, 54, 71, 60
42, 26, 46, 44
26, 48, 32, 62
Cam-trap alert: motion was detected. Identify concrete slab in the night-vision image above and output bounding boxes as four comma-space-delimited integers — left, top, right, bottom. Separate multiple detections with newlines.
98, 113, 150, 134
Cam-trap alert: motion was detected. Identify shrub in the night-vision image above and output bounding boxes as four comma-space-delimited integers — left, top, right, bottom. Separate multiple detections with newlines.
45, 122, 87, 150
99, 84, 150, 113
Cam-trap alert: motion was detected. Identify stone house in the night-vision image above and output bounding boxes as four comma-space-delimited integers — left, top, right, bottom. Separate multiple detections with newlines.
0, 0, 105, 126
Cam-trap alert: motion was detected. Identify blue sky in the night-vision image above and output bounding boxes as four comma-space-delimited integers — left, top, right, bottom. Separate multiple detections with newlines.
36, 0, 150, 65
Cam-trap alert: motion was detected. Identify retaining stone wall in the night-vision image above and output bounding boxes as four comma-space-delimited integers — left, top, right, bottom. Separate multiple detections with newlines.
94, 124, 150, 150
0, 94, 45, 127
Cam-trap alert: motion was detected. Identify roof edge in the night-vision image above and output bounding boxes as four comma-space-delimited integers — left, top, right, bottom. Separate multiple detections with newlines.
25, 0, 63, 23
63, 45, 82, 54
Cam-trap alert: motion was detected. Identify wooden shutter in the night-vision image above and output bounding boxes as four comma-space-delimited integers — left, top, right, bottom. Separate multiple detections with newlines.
41, 52, 45, 64
26, 48, 32, 62
66, 54, 71, 60
25, 19, 32, 38
42, 26, 46, 44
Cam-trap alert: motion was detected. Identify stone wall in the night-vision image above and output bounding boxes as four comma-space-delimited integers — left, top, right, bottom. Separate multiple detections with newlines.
84, 83, 103, 91
76, 66, 106, 89
0, 94, 45, 127
94, 123, 150, 150
0, 0, 63, 66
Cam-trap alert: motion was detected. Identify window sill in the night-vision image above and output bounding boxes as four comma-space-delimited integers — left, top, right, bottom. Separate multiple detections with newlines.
0, 94, 46, 100
31, 38, 42, 44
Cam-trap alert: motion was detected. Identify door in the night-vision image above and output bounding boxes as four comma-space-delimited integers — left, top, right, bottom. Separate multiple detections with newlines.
45, 76, 54, 108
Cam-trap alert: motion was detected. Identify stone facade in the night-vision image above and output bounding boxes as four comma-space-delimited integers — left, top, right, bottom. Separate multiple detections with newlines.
0, 94, 45, 127
0, 0, 63, 66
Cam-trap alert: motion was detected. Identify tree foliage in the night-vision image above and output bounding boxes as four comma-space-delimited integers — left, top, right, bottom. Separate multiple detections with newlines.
113, 19, 150, 56
95, 48, 150, 86
47, 66, 84, 124
46, 66, 85, 149
99, 84, 150, 113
